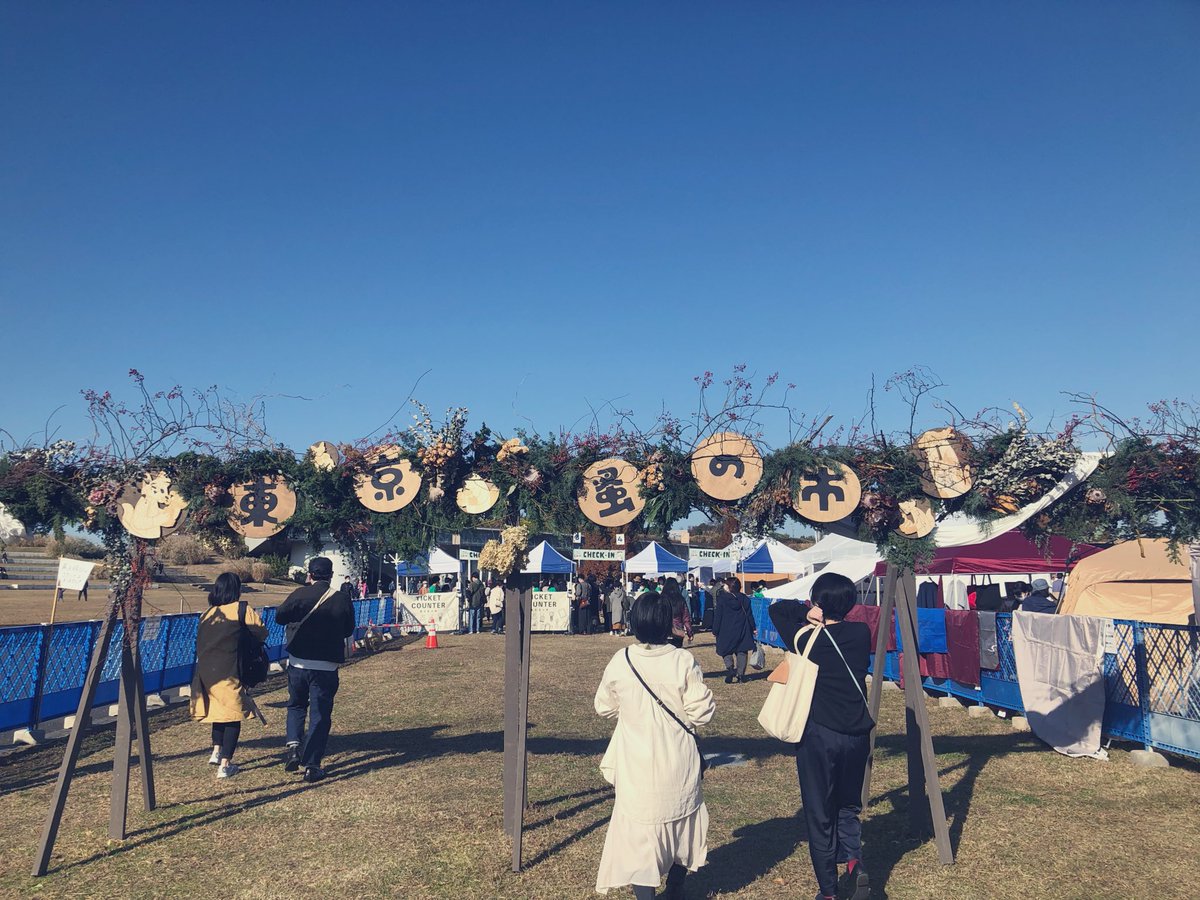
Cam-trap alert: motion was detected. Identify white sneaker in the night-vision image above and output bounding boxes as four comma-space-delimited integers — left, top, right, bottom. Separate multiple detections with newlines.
208, 747, 221, 765
217, 762, 240, 779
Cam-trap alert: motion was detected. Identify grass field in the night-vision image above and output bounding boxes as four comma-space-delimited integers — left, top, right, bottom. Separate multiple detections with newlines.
0, 631, 1196, 899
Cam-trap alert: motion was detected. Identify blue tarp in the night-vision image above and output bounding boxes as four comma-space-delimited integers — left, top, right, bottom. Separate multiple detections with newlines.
894, 606, 949, 654
523, 540, 574, 574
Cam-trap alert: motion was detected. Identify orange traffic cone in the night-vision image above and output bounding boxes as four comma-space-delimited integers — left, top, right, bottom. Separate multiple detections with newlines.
425, 619, 439, 649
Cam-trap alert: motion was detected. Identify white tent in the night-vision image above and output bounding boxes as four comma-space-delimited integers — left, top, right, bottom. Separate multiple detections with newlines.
762, 554, 882, 602
791, 533, 878, 570
396, 547, 461, 577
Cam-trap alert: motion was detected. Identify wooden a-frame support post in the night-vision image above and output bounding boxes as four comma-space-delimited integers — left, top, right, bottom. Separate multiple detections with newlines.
33, 540, 157, 877
861, 565, 954, 866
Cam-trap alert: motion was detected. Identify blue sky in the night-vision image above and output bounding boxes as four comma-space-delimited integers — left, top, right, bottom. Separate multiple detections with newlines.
2, 2, 1197, 453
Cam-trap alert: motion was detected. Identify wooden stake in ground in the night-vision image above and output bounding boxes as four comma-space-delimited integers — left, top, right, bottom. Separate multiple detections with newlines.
861, 565, 954, 865
502, 574, 534, 871
32, 538, 157, 876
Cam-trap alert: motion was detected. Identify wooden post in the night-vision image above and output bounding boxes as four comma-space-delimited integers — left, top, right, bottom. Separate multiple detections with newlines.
131, 636, 156, 811
49, 574, 61, 626
511, 580, 533, 872
109, 641, 137, 839
502, 580, 521, 833
502, 574, 533, 871
861, 566, 898, 809
893, 568, 954, 864
32, 607, 117, 876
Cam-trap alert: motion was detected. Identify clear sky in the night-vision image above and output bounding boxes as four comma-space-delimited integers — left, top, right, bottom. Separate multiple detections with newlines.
2, 2, 1197, 452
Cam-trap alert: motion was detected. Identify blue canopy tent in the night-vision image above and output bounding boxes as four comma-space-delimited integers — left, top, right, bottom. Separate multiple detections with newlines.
522, 540, 575, 574
737, 538, 811, 575
395, 547, 461, 579
624, 541, 688, 574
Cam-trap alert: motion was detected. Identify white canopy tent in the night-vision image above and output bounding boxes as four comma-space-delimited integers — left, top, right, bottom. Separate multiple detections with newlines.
790, 533, 878, 570
762, 554, 882, 603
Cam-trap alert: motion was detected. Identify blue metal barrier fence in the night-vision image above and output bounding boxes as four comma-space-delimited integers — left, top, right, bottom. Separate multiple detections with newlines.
0, 597, 390, 734
749, 597, 1200, 762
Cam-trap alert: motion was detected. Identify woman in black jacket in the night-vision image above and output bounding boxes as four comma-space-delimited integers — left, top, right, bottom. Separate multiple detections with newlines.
712, 577, 755, 683
769, 572, 873, 900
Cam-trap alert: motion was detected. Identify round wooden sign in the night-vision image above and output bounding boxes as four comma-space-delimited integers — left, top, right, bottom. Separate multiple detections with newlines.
793, 463, 862, 523
456, 473, 500, 515
228, 475, 297, 539
912, 427, 973, 499
895, 497, 936, 539
116, 471, 189, 540
308, 441, 340, 471
578, 457, 645, 528
690, 432, 763, 501
355, 458, 422, 513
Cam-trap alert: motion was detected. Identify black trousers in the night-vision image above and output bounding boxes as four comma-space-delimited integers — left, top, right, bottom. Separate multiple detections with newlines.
211, 721, 241, 760
575, 605, 592, 634
794, 720, 870, 896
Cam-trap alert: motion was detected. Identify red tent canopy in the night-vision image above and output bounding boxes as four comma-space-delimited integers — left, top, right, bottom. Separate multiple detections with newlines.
873, 531, 1102, 577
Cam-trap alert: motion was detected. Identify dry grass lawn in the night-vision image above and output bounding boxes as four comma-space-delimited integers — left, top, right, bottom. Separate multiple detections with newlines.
0, 581, 300, 627
0, 632, 1196, 899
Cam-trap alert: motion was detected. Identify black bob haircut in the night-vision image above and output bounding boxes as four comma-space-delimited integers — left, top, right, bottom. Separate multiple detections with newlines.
208, 572, 242, 608
810, 572, 857, 621
628, 593, 673, 645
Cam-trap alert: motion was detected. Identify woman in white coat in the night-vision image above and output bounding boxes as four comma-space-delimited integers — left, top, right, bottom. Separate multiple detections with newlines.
594, 594, 716, 898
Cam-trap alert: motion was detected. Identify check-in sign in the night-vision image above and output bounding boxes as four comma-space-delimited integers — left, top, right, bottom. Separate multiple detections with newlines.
688, 548, 735, 565
459, 550, 480, 561
573, 549, 625, 561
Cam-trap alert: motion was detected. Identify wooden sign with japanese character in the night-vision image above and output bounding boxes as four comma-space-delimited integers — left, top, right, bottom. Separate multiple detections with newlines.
355, 458, 422, 513
792, 463, 862, 523
690, 432, 763, 501
578, 458, 645, 528
228, 475, 297, 538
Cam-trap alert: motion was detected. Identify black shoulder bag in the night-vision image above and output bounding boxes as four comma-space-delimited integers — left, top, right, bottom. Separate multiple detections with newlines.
624, 648, 708, 778
236, 601, 270, 688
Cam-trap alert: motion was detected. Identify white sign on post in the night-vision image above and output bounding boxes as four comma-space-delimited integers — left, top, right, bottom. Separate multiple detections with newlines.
57, 557, 96, 592
688, 548, 735, 565
530, 591, 571, 631
460, 550, 480, 561
573, 549, 625, 562
396, 593, 461, 634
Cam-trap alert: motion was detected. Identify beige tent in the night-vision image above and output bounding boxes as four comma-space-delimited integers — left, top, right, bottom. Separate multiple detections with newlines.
1059, 539, 1193, 625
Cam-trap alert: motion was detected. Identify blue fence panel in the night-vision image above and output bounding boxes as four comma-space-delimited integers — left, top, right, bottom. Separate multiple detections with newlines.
95, 620, 126, 708
749, 597, 784, 650
1102, 620, 1144, 743
162, 614, 200, 689
1140, 622, 1200, 759
259, 606, 287, 662
39, 621, 100, 722
979, 614, 1024, 713
0, 626, 45, 731
138, 617, 169, 694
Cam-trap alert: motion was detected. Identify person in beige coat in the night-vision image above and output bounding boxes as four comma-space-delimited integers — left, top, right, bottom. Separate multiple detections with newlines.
594, 594, 715, 899
191, 573, 268, 778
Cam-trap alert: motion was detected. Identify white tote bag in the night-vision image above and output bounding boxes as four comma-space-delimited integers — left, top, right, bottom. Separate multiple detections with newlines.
757, 624, 822, 743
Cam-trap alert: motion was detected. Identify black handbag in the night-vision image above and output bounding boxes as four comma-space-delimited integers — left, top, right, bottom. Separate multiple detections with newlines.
236, 601, 270, 688
624, 648, 708, 778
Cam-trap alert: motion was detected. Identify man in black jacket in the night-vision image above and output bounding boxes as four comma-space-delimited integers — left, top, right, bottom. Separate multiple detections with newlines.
275, 556, 356, 782
465, 574, 486, 634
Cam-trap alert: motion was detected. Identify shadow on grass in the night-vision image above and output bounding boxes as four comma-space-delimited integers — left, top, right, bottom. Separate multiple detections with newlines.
860, 730, 1047, 897
691, 814, 809, 896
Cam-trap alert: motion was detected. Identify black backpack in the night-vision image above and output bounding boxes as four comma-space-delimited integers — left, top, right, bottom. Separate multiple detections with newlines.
237, 601, 270, 688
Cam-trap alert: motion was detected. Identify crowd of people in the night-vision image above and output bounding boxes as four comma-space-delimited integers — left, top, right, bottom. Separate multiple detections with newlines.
190, 561, 873, 899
